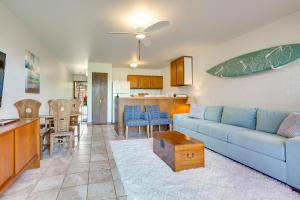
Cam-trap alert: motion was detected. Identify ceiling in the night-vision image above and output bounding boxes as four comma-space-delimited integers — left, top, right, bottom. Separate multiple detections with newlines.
2, 0, 300, 73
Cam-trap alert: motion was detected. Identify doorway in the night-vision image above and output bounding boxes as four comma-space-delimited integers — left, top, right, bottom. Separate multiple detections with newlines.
92, 73, 108, 124
73, 81, 88, 122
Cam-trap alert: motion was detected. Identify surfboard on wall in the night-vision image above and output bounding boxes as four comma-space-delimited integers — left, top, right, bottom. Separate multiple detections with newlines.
206, 44, 300, 77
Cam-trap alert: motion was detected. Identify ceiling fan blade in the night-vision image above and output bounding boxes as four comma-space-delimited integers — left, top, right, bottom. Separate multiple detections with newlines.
142, 37, 151, 47
106, 32, 132, 35
144, 21, 170, 32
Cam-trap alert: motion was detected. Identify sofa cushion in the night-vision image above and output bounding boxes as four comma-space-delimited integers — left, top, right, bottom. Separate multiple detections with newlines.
204, 106, 223, 122
277, 112, 300, 138
228, 129, 287, 161
189, 104, 206, 119
221, 106, 257, 129
198, 121, 246, 142
256, 109, 289, 134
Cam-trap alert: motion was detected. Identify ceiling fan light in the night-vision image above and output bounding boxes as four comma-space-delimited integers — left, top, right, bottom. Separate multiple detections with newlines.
130, 62, 138, 68
136, 33, 146, 39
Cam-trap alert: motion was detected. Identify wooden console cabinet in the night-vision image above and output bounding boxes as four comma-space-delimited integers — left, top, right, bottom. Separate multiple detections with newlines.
0, 119, 40, 196
170, 56, 193, 86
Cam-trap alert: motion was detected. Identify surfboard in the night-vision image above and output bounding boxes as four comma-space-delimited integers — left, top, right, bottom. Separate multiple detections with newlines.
206, 44, 300, 77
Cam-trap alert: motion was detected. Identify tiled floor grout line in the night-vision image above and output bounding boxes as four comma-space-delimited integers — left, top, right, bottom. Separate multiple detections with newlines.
56, 125, 85, 200
86, 125, 93, 200
104, 126, 119, 199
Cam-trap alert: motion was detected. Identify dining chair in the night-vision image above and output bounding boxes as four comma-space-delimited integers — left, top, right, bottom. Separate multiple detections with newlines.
47, 99, 55, 129
124, 105, 149, 139
70, 99, 81, 140
14, 99, 50, 158
144, 105, 172, 137
14, 99, 41, 118
49, 99, 74, 156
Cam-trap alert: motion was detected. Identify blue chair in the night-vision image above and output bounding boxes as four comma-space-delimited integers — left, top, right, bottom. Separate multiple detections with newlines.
124, 105, 149, 139
144, 105, 172, 136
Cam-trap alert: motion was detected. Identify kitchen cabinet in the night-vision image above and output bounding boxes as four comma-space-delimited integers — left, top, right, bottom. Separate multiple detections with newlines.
139, 76, 151, 89
151, 76, 163, 89
127, 75, 139, 89
127, 75, 163, 89
170, 56, 193, 86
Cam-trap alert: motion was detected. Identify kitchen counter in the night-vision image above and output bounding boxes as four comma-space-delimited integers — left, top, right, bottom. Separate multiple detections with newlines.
115, 96, 189, 136
118, 96, 188, 100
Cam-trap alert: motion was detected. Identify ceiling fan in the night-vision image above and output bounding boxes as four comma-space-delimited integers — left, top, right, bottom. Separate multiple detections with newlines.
107, 20, 170, 48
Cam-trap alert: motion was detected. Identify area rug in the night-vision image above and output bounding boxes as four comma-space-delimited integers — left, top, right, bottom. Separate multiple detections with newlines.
110, 139, 300, 200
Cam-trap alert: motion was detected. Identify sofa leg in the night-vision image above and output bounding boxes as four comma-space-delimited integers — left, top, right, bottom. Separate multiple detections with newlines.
158, 125, 161, 132
125, 126, 129, 139
169, 123, 172, 131
138, 126, 141, 136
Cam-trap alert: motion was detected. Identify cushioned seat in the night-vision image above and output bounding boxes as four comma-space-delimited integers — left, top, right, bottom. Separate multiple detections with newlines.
228, 129, 287, 161
125, 119, 149, 126
198, 122, 247, 142
149, 118, 171, 125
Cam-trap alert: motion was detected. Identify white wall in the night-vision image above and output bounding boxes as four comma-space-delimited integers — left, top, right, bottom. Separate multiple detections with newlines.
73, 74, 87, 82
0, 3, 72, 118
162, 11, 300, 111
112, 67, 163, 95
87, 62, 113, 123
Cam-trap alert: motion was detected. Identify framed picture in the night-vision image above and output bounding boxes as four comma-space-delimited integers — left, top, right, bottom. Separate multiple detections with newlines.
25, 50, 40, 93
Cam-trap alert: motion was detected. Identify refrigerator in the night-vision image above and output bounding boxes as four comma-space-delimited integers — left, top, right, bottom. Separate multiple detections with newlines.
112, 81, 131, 123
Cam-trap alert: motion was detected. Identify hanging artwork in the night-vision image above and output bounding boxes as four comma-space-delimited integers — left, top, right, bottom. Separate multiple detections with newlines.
25, 50, 40, 93
207, 44, 300, 77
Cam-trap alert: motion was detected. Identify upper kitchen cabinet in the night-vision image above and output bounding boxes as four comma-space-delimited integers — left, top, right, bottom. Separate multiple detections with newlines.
127, 75, 163, 89
170, 56, 193, 86
150, 76, 163, 89
127, 75, 139, 89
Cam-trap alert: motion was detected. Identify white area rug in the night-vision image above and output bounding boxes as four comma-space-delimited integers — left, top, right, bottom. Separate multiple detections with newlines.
110, 139, 300, 200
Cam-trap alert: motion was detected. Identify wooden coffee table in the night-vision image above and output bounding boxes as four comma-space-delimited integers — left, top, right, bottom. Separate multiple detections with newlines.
153, 131, 204, 172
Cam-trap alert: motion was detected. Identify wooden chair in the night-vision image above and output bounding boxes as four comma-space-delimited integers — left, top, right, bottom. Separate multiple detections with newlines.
14, 99, 49, 158
14, 99, 41, 118
48, 99, 54, 114
47, 99, 55, 128
50, 99, 74, 156
70, 99, 81, 139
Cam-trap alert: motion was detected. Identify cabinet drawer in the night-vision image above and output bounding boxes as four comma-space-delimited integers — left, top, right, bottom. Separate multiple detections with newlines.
0, 131, 14, 186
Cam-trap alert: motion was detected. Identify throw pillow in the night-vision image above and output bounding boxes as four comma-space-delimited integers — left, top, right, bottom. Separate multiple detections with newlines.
189, 104, 206, 119
277, 112, 300, 138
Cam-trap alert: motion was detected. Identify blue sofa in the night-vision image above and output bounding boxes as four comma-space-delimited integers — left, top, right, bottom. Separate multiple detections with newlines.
173, 106, 300, 190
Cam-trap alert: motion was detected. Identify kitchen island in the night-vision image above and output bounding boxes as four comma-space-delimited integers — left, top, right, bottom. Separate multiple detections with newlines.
115, 96, 189, 136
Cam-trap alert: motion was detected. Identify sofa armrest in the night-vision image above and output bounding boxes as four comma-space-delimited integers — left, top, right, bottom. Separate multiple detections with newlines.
173, 113, 189, 130
286, 136, 300, 190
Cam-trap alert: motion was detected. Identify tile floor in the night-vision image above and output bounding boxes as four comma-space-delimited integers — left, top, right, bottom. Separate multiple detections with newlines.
0, 124, 140, 200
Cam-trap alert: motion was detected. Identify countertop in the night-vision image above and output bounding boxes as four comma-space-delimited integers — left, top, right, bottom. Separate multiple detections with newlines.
118, 96, 188, 100
0, 118, 38, 135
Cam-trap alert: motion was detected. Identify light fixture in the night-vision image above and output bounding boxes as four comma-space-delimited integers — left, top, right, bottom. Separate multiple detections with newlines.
130, 62, 138, 68
136, 33, 146, 39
